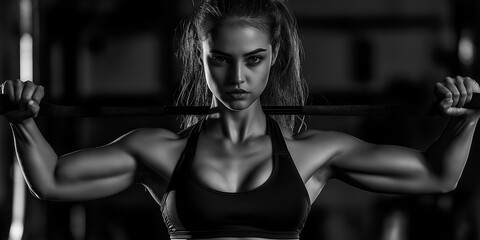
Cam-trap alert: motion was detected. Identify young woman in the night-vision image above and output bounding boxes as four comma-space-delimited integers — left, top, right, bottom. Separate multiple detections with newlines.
2, 0, 479, 239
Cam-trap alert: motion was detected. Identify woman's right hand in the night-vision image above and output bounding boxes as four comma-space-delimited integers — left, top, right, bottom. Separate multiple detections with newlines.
1, 79, 44, 123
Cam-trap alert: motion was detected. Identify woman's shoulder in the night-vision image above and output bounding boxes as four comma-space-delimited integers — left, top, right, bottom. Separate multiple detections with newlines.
123, 121, 204, 140
289, 128, 343, 141
118, 127, 193, 181
289, 128, 360, 150
279, 126, 342, 152
116, 127, 190, 162
121, 127, 185, 145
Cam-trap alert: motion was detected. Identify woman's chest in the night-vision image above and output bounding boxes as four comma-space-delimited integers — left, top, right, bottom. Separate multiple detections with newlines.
193, 136, 273, 193
190, 134, 333, 196
163, 136, 311, 232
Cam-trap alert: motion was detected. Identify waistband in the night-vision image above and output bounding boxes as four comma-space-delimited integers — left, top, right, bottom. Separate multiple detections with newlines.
169, 229, 300, 239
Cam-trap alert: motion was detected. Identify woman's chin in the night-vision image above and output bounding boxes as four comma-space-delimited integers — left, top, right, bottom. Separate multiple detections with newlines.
223, 100, 254, 112
226, 104, 249, 112
213, 96, 261, 112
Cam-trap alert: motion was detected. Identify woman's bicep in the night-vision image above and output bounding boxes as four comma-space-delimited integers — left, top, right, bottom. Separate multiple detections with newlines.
41, 132, 141, 201
328, 135, 440, 194
55, 142, 137, 183
45, 128, 177, 201
41, 171, 136, 201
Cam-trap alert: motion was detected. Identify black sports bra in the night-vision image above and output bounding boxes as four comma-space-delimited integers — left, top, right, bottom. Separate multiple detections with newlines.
161, 116, 311, 239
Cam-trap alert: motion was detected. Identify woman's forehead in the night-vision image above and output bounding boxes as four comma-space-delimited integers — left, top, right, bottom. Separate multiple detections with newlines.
203, 25, 271, 54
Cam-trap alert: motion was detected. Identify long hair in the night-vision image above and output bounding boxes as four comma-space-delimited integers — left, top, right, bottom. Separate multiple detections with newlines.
175, 0, 308, 131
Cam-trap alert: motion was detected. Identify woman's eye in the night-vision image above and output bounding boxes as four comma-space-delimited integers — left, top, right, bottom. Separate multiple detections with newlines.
246, 56, 263, 65
211, 56, 228, 65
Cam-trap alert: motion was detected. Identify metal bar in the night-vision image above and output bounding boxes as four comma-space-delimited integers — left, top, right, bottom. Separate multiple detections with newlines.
1, 93, 480, 117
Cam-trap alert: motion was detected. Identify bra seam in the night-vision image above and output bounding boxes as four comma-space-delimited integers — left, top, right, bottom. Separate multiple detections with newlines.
169, 229, 301, 239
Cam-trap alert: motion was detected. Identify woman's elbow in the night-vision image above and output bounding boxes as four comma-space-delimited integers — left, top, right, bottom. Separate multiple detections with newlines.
437, 181, 458, 194
28, 185, 54, 200
30, 189, 51, 200
26, 179, 60, 201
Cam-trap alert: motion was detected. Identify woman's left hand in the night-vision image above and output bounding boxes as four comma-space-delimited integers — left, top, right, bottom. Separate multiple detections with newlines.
435, 76, 480, 117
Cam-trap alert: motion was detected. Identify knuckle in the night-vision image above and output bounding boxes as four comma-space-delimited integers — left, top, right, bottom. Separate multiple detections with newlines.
13, 80, 23, 88
25, 81, 34, 87
35, 86, 45, 98
22, 89, 30, 97
3, 81, 11, 90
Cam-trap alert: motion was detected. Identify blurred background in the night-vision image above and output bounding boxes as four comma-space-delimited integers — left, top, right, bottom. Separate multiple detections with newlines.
1, 0, 480, 239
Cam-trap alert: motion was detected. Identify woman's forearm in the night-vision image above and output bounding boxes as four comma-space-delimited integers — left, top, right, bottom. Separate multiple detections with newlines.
425, 114, 480, 191
10, 118, 59, 198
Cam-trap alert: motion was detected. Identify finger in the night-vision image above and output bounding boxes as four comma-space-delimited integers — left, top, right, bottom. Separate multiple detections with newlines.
4, 80, 14, 102
465, 77, 474, 103
472, 78, 480, 90
21, 81, 36, 104
439, 97, 453, 115
13, 79, 24, 103
31, 85, 44, 104
435, 82, 453, 100
455, 76, 468, 107
27, 100, 40, 118
444, 77, 459, 107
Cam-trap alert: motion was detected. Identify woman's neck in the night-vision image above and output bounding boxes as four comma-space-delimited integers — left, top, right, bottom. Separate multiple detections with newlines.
206, 99, 266, 144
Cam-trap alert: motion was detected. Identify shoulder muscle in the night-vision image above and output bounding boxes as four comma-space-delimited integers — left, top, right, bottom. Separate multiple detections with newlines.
288, 129, 356, 181
120, 128, 187, 181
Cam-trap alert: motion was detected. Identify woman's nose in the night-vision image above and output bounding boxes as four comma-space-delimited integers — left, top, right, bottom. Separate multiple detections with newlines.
231, 62, 246, 84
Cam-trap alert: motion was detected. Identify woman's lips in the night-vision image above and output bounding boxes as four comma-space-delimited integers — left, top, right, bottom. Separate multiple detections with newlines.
227, 89, 249, 99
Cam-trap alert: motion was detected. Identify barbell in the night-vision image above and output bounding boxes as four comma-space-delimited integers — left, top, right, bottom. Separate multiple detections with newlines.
1, 93, 480, 117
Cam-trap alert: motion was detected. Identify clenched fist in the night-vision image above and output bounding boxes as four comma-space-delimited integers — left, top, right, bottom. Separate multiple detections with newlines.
1, 79, 44, 123
435, 76, 480, 117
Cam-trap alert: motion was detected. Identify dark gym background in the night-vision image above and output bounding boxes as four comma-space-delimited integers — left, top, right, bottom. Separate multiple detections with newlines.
1, 0, 480, 240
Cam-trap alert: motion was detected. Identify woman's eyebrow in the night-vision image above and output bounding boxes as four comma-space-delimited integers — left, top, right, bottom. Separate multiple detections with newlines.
210, 48, 267, 57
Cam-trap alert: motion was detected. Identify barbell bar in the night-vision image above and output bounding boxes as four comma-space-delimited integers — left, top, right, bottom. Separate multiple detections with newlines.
1, 94, 480, 117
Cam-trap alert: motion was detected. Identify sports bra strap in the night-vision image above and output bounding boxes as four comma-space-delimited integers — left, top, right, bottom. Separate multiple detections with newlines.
266, 115, 289, 154
165, 119, 204, 191
183, 118, 204, 153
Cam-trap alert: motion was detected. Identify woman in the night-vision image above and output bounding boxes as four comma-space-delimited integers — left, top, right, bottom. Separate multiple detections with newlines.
2, 0, 480, 239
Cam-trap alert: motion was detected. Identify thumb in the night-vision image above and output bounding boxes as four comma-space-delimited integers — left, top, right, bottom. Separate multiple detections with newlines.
3, 100, 39, 122
27, 100, 40, 118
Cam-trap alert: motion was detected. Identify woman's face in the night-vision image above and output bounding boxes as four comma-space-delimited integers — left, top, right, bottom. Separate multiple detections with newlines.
202, 23, 275, 111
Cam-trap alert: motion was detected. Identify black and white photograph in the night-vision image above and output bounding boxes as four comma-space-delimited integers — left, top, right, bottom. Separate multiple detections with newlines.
1, 0, 480, 240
